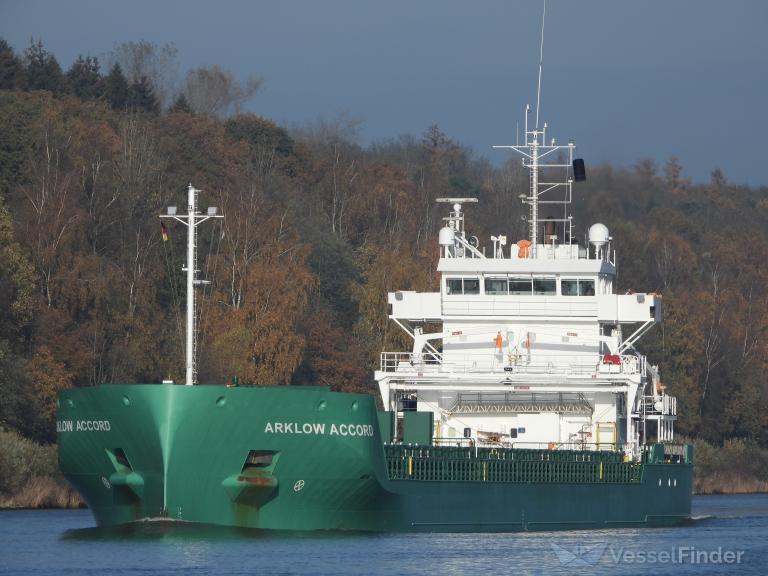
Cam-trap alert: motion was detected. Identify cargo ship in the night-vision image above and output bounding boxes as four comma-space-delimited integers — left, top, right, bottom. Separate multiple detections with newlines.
57, 54, 692, 532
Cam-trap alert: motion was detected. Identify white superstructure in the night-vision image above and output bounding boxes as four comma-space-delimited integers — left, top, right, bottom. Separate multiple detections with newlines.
375, 118, 676, 460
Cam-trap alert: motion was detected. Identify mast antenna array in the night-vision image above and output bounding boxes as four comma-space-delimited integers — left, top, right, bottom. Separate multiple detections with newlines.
160, 184, 223, 385
494, 0, 582, 258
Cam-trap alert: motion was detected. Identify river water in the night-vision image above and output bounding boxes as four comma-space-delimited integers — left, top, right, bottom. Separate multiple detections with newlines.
1, 494, 766, 575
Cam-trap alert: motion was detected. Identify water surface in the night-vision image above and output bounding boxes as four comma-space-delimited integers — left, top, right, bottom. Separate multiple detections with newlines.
1, 494, 766, 575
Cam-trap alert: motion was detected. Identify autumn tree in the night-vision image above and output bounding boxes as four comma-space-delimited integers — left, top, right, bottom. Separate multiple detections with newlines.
664, 155, 687, 195
0, 195, 35, 340
351, 247, 437, 370
225, 113, 294, 175
297, 302, 367, 392
181, 65, 262, 118
108, 40, 178, 109
202, 206, 316, 384
26, 345, 73, 442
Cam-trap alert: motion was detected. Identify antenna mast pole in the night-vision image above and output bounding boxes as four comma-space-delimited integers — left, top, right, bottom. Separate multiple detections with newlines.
535, 0, 547, 130
493, 1, 576, 258
161, 184, 223, 385
529, 130, 539, 256
185, 185, 197, 386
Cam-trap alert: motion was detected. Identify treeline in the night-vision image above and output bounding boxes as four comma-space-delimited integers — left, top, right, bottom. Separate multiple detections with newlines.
0, 38, 767, 457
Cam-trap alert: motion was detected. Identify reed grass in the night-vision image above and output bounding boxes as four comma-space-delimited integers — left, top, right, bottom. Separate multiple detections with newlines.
0, 428, 82, 509
691, 437, 768, 495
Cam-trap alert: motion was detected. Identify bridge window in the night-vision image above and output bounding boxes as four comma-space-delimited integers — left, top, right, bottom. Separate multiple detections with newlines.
561, 278, 595, 296
562, 279, 578, 296
580, 280, 595, 296
484, 278, 508, 295
464, 278, 479, 294
446, 278, 480, 295
533, 278, 556, 295
509, 277, 533, 295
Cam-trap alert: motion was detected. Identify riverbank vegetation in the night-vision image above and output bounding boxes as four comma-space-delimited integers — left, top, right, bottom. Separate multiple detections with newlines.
0, 38, 766, 503
693, 438, 768, 495
0, 428, 81, 508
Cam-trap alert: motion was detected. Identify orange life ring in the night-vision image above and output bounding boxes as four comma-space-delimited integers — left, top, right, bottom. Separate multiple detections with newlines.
516, 239, 531, 258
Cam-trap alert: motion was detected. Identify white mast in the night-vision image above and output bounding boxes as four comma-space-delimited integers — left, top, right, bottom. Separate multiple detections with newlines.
161, 184, 222, 385
493, 0, 576, 257
494, 121, 574, 258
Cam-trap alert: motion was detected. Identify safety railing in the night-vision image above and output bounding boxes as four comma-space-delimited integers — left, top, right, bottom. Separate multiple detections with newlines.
384, 444, 642, 484
379, 351, 443, 372
380, 351, 644, 376
641, 393, 677, 416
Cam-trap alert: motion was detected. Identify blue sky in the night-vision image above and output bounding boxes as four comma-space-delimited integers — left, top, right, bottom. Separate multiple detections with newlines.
2, 0, 767, 185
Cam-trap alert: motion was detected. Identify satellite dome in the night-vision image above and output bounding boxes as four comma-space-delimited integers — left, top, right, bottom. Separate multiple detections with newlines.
439, 226, 455, 246
588, 223, 609, 248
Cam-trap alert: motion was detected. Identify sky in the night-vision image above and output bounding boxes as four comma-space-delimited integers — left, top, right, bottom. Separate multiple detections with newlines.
1, 0, 767, 185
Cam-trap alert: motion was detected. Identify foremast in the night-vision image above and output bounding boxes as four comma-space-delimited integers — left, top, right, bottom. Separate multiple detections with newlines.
161, 184, 222, 385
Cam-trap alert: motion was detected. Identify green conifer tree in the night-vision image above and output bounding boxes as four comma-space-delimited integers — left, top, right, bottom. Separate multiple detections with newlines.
22, 39, 64, 93
103, 62, 129, 110
169, 92, 192, 113
65, 55, 102, 100
0, 38, 24, 90
127, 75, 159, 113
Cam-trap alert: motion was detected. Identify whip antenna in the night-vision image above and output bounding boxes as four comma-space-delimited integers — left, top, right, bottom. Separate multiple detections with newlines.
535, 0, 547, 129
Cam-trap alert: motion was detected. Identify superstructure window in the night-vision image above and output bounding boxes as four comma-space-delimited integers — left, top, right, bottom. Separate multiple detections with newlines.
484, 278, 508, 295
509, 277, 533, 295
445, 278, 480, 295
446, 279, 463, 295
533, 278, 556, 295
464, 279, 480, 294
579, 280, 595, 296
561, 279, 579, 296
561, 278, 596, 296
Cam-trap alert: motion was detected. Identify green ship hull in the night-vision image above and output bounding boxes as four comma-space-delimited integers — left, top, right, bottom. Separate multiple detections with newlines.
57, 384, 692, 532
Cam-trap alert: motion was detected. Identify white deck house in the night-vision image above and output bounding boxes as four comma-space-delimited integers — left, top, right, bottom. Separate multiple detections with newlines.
375, 124, 676, 458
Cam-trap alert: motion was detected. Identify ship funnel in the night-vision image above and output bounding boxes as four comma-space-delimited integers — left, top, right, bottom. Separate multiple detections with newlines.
573, 158, 586, 182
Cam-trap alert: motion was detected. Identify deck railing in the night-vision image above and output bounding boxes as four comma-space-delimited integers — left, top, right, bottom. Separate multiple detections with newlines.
380, 351, 644, 376
641, 394, 677, 416
384, 444, 642, 484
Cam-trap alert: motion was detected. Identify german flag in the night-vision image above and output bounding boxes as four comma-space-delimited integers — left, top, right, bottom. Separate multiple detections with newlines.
161, 221, 169, 242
